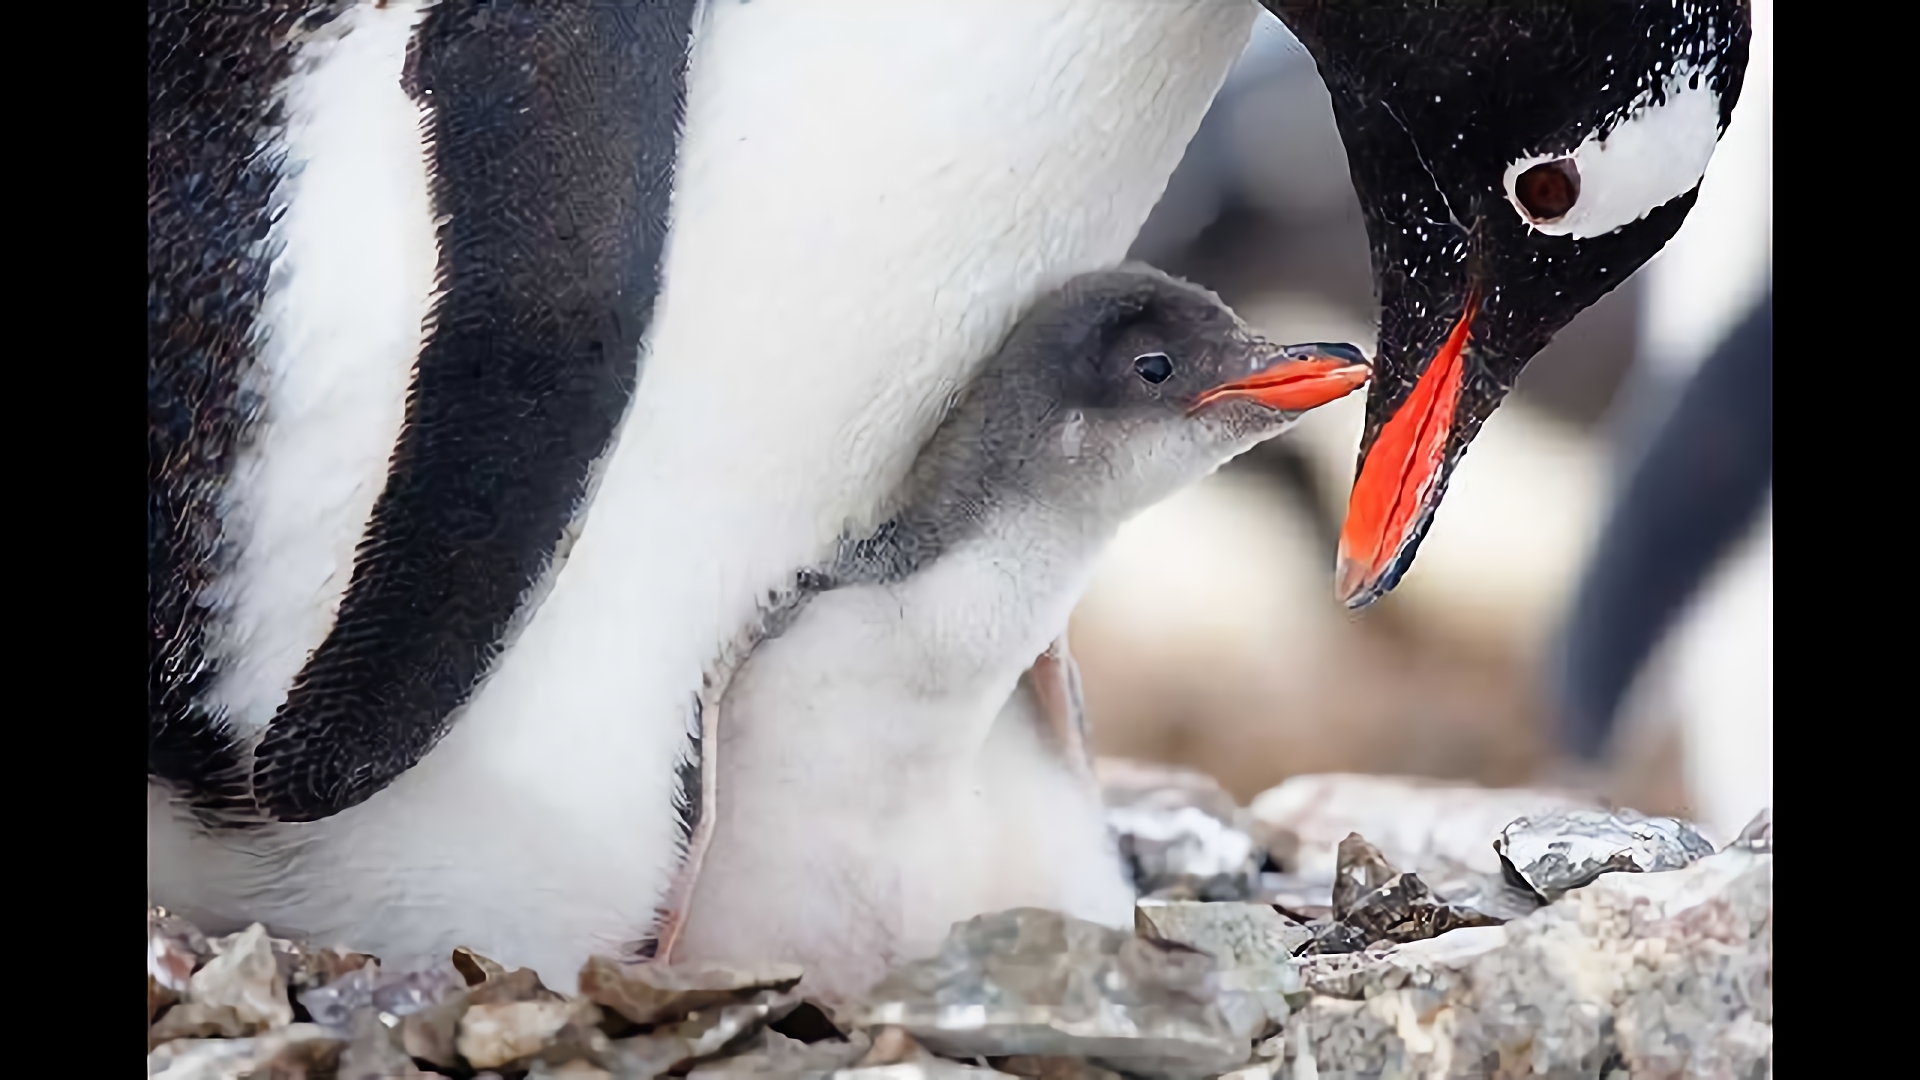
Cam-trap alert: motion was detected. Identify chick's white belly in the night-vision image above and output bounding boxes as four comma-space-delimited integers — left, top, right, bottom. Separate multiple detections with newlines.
676, 580, 1133, 1003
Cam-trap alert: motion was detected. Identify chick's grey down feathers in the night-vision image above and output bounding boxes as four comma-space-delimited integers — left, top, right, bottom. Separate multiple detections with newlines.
824, 265, 1281, 591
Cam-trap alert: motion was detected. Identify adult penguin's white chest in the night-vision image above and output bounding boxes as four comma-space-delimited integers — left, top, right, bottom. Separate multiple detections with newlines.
148, 0, 1257, 980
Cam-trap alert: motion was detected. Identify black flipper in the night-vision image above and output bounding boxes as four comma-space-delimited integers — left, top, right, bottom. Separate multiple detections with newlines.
251, 0, 701, 821
148, 2, 341, 816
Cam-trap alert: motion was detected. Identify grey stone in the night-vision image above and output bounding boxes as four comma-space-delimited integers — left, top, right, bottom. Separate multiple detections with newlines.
296, 963, 383, 1029
399, 989, 471, 1070
581, 955, 804, 1026
685, 1027, 873, 1079
679, 991, 804, 1060
593, 988, 802, 1077
1135, 901, 1313, 966
455, 945, 513, 985
1133, 901, 1308, 1039
859, 908, 1250, 1078
459, 1000, 585, 1069
146, 1023, 341, 1079
1302, 835, 1503, 956
293, 959, 471, 1064
148, 1003, 254, 1048
372, 962, 473, 1016
1496, 808, 1717, 901
337, 1007, 439, 1080
1295, 926, 1508, 1001
186, 924, 294, 1032
1329, 833, 1398, 919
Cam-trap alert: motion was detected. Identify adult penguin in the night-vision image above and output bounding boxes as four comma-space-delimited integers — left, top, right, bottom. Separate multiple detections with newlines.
148, 0, 1752, 978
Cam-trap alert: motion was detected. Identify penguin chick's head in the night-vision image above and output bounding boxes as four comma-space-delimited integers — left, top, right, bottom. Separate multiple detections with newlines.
946, 265, 1368, 521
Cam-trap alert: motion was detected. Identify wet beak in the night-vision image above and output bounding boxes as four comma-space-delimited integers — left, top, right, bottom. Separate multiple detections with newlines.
1189, 343, 1371, 416
1335, 295, 1478, 609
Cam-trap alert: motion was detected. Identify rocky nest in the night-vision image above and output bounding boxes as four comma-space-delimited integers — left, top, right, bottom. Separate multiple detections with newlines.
148, 769, 1772, 1079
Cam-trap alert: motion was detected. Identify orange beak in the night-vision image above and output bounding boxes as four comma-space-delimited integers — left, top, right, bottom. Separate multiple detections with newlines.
1336, 295, 1478, 608
1190, 345, 1372, 415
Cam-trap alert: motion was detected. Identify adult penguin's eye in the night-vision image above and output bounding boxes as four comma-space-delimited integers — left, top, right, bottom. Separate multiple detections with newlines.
1133, 352, 1174, 384
1499, 60, 1725, 239
1513, 158, 1581, 222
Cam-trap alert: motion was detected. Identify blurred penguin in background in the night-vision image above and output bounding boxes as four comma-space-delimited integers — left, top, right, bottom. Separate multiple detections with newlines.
1552, 0, 1772, 842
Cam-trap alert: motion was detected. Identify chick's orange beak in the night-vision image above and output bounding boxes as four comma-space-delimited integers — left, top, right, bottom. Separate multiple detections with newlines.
1190, 344, 1372, 415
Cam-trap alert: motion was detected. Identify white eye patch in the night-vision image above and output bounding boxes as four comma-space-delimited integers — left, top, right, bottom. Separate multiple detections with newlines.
1502, 65, 1726, 239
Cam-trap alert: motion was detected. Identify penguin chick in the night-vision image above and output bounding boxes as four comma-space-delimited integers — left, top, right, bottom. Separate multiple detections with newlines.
670, 264, 1368, 1004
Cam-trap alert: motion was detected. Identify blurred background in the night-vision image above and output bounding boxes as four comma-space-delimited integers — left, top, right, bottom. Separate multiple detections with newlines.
1072, 1, 1772, 846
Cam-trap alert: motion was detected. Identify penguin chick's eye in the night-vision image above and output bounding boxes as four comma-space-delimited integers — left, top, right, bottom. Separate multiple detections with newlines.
1133, 352, 1174, 384
1513, 159, 1580, 222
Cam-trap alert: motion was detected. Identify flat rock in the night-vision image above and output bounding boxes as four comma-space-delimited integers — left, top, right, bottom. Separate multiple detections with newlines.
146, 1023, 341, 1079
459, 999, 585, 1069
581, 956, 803, 1027
1295, 926, 1509, 1001
590, 987, 802, 1077
1496, 808, 1717, 901
1133, 901, 1307, 1039
1134, 901, 1313, 968
859, 908, 1249, 1078
685, 1027, 873, 1079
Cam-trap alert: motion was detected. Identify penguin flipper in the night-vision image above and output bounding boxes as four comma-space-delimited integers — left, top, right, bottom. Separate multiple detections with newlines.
646, 575, 824, 961
643, 690, 719, 964
149, 2, 706, 824
1019, 633, 1097, 783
